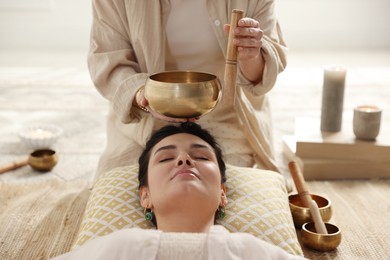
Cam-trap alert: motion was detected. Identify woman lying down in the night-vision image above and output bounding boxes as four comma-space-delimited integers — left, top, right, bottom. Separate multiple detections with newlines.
53, 123, 305, 260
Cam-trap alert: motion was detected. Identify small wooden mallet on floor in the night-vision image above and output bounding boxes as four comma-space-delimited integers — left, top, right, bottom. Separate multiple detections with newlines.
0, 159, 28, 174
222, 9, 244, 107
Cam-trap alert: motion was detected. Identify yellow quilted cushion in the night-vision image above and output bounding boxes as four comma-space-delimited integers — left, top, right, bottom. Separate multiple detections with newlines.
74, 164, 302, 255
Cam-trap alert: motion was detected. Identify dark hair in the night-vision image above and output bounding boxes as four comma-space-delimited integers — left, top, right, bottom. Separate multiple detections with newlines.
138, 122, 226, 189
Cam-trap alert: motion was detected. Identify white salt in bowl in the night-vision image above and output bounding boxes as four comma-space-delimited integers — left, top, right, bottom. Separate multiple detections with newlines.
19, 124, 63, 150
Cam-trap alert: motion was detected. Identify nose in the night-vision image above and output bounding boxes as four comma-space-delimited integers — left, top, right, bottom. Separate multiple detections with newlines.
176, 153, 194, 167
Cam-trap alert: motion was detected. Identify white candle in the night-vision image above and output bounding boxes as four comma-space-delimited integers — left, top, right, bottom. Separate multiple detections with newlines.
320, 66, 347, 132
353, 105, 382, 140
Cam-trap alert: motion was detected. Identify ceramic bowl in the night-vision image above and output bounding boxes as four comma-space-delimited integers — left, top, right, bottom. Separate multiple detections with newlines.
289, 193, 332, 228
19, 124, 63, 149
301, 222, 341, 251
144, 71, 221, 118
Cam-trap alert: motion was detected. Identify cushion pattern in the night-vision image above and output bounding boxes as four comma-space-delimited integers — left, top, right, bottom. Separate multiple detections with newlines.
74, 164, 302, 255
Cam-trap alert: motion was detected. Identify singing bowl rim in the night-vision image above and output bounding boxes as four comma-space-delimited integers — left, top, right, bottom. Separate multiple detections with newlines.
289, 193, 332, 209
148, 70, 218, 84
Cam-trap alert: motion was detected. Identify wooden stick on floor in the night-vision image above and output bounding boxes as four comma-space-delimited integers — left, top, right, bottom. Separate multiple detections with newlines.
0, 159, 28, 174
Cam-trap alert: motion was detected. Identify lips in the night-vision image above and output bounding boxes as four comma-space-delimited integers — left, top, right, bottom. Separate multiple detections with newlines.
170, 169, 200, 180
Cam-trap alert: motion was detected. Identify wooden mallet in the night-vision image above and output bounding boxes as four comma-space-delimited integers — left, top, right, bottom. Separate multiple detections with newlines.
222, 9, 244, 107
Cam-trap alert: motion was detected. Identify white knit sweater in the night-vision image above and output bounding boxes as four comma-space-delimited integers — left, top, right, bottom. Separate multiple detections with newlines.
157, 232, 208, 260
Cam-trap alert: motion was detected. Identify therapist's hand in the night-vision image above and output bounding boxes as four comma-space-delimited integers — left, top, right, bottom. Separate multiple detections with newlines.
224, 17, 263, 62
224, 17, 265, 83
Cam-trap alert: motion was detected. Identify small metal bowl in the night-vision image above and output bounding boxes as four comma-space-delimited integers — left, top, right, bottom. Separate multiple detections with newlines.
28, 149, 58, 172
301, 222, 342, 251
289, 193, 332, 228
144, 71, 221, 118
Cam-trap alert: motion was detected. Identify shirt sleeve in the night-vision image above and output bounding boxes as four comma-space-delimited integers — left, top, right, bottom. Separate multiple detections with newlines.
227, 232, 307, 260
51, 229, 161, 260
238, 0, 288, 96
208, 225, 306, 260
88, 0, 148, 123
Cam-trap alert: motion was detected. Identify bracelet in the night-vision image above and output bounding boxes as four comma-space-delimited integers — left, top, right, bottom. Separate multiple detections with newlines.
134, 87, 149, 113
139, 105, 149, 113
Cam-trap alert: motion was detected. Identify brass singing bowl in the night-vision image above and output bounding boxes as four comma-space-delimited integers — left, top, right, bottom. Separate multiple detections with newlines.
144, 71, 221, 118
289, 194, 332, 228
28, 149, 58, 172
301, 222, 342, 251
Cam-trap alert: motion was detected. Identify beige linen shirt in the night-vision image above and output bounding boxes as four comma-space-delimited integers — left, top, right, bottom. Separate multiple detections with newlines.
88, 0, 287, 178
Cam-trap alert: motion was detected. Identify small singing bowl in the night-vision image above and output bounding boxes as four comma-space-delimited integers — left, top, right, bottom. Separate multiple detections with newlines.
144, 71, 221, 118
301, 222, 342, 251
289, 194, 332, 228
28, 149, 58, 172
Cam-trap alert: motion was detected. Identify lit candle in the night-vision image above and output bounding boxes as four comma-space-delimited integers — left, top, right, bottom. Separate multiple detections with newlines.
320, 66, 347, 132
357, 106, 379, 113
353, 105, 382, 140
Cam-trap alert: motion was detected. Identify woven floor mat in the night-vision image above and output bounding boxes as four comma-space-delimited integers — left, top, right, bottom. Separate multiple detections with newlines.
0, 179, 90, 260
300, 179, 390, 259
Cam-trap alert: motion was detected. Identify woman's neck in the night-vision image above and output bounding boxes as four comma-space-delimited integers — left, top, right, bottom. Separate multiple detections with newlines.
156, 210, 215, 233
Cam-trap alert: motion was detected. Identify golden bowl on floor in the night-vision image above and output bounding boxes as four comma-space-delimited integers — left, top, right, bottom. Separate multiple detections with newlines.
144, 71, 221, 118
301, 222, 341, 251
28, 149, 58, 172
289, 193, 332, 228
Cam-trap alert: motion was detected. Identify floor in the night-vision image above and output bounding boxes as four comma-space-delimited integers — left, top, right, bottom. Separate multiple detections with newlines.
1, 49, 389, 183
0, 50, 108, 184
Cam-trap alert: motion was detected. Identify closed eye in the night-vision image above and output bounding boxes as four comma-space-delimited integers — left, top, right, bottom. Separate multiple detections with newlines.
159, 158, 174, 163
194, 157, 209, 161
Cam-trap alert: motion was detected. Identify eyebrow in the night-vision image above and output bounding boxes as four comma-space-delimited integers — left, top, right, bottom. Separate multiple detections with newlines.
154, 143, 212, 155
154, 145, 176, 155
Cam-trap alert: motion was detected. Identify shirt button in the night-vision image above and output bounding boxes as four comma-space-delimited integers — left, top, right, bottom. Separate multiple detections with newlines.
214, 20, 221, 26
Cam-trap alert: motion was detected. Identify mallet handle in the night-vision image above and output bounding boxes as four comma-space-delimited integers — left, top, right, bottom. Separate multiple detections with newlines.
222, 9, 244, 107
0, 159, 28, 174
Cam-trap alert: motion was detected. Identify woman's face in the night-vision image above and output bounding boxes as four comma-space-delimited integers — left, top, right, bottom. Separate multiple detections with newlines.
140, 133, 226, 218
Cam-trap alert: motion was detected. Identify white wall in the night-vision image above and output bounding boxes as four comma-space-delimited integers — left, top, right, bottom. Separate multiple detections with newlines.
276, 0, 390, 51
0, 0, 389, 52
0, 0, 92, 52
